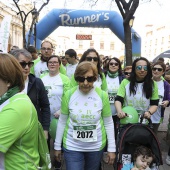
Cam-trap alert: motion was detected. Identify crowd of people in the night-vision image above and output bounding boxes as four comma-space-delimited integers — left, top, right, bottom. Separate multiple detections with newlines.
0, 42, 170, 170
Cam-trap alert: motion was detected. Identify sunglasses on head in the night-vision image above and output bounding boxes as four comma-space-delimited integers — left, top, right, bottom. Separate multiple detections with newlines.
152, 67, 163, 72
75, 76, 96, 82
19, 62, 34, 68
86, 57, 98, 62
136, 65, 148, 71
124, 72, 131, 76
109, 62, 119, 66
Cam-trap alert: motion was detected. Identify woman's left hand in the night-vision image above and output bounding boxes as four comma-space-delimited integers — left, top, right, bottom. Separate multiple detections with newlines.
106, 152, 116, 165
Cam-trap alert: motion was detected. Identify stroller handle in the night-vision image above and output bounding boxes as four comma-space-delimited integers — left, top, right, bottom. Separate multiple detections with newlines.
140, 114, 153, 128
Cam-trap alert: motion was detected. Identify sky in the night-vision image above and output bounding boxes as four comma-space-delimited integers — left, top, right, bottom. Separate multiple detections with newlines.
34, 0, 170, 37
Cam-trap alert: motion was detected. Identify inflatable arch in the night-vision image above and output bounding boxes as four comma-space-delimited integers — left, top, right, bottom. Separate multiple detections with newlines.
29, 9, 141, 57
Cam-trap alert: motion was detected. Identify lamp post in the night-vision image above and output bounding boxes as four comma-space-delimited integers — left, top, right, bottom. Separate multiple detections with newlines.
31, 8, 39, 47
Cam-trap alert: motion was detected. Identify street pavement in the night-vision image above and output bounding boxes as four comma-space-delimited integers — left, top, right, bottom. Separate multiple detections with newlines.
51, 108, 170, 170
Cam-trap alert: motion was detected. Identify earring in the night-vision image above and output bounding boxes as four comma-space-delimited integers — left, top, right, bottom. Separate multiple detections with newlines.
7, 83, 10, 87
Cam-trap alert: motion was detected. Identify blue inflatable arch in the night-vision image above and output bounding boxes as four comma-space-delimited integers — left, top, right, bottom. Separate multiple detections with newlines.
30, 9, 141, 57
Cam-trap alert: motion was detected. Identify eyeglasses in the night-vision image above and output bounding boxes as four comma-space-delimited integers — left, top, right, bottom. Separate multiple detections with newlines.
136, 65, 148, 71
109, 62, 119, 66
152, 67, 163, 72
41, 48, 52, 51
48, 61, 59, 65
76, 76, 96, 82
19, 62, 34, 68
86, 57, 98, 62
124, 72, 131, 76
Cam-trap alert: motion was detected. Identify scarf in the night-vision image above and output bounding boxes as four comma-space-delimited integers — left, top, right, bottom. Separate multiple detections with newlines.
0, 86, 20, 105
107, 71, 119, 78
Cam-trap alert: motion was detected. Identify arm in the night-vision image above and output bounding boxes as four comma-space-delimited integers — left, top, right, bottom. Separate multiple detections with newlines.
37, 78, 51, 131
115, 96, 126, 118
103, 117, 116, 165
54, 114, 68, 161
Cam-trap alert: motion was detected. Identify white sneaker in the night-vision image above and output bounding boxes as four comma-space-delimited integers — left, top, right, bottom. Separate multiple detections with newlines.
166, 155, 170, 166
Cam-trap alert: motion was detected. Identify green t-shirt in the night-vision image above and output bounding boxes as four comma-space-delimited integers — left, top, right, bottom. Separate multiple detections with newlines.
117, 79, 159, 114
0, 93, 39, 170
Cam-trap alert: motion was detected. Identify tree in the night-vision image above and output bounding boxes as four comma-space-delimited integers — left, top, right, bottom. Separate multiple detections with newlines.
13, 0, 50, 49
115, 0, 139, 66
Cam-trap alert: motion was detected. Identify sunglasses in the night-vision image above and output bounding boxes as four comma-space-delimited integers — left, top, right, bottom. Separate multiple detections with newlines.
136, 65, 148, 71
124, 72, 131, 76
19, 62, 34, 68
86, 57, 98, 62
76, 76, 96, 82
109, 62, 119, 66
152, 67, 163, 72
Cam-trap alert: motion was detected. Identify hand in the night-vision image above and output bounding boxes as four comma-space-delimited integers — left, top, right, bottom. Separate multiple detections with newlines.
105, 152, 116, 165
54, 150, 61, 162
117, 111, 127, 119
131, 168, 139, 170
161, 100, 169, 108
54, 110, 61, 118
143, 111, 151, 119
44, 130, 48, 140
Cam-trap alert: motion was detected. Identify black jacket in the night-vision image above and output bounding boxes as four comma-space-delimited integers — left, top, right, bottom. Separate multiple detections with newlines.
28, 74, 50, 130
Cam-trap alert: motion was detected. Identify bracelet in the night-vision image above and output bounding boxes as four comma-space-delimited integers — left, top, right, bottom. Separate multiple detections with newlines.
147, 110, 152, 115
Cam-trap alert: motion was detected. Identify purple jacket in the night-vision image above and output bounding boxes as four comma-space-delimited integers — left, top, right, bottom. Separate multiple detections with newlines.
161, 80, 170, 117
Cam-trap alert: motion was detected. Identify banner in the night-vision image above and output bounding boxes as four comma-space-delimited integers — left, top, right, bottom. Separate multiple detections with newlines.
0, 15, 12, 52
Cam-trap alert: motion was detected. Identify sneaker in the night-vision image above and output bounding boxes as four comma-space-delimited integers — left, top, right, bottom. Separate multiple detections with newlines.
166, 155, 170, 166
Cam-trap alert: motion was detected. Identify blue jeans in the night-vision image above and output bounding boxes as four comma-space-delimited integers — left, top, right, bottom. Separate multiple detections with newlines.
63, 147, 104, 170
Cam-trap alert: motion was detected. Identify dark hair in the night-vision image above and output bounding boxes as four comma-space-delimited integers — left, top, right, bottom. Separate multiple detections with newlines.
129, 57, 153, 99
47, 55, 61, 66
41, 41, 53, 48
79, 48, 102, 79
133, 146, 154, 167
27, 46, 37, 53
65, 49, 77, 58
0, 53, 24, 91
157, 57, 164, 63
152, 61, 166, 72
105, 57, 123, 75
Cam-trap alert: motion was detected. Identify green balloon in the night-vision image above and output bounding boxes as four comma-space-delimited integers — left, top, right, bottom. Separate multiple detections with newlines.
120, 106, 139, 124
49, 118, 58, 140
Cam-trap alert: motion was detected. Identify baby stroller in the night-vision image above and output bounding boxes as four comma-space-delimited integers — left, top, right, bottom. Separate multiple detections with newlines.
115, 107, 163, 170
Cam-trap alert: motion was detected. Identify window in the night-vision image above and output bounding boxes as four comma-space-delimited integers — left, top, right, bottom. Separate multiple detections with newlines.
100, 41, 104, 50
90, 41, 94, 48
110, 42, 114, 50
79, 40, 83, 49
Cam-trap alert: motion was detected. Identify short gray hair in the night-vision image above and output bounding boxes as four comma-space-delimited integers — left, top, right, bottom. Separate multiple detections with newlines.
10, 49, 32, 60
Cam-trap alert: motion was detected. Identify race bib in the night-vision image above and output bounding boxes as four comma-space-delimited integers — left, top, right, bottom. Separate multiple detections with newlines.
108, 93, 116, 103
73, 125, 97, 142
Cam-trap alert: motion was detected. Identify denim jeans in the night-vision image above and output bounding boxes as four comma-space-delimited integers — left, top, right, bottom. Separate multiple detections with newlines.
63, 147, 104, 170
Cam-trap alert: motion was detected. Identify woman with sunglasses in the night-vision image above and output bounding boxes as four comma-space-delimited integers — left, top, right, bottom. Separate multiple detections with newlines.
151, 62, 170, 135
104, 57, 124, 137
70, 48, 107, 91
123, 66, 132, 79
54, 61, 116, 170
0, 53, 40, 169
115, 57, 159, 121
10, 49, 50, 139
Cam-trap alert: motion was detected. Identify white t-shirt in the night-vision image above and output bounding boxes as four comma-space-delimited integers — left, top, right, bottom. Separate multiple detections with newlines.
23, 77, 29, 94
151, 80, 164, 123
106, 75, 120, 115
34, 61, 48, 78
41, 73, 70, 120
56, 87, 113, 151
66, 63, 78, 79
